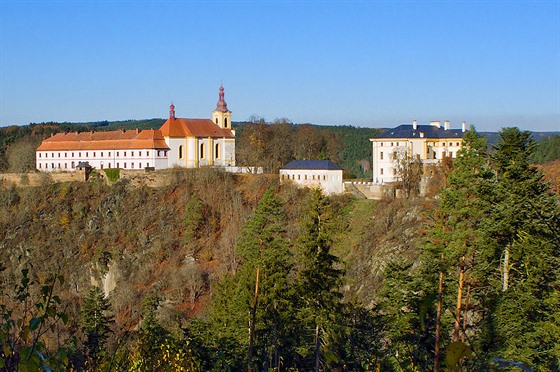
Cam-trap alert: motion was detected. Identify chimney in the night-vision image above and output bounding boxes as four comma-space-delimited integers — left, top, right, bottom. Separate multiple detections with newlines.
444, 120, 450, 130
430, 120, 441, 128
462, 121, 466, 132
413, 120, 417, 130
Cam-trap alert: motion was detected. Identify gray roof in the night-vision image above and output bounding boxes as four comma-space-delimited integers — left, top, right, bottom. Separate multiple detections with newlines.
375, 124, 465, 139
281, 160, 343, 170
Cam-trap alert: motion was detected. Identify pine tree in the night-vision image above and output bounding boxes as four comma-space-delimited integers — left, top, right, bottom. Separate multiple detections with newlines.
81, 286, 114, 364
487, 128, 560, 370
296, 189, 344, 371
202, 188, 295, 370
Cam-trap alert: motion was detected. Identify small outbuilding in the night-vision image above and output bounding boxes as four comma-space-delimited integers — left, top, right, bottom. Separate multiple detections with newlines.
280, 160, 343, 195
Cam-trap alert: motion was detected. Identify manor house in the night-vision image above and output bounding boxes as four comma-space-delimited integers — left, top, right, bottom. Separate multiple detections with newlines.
370, 120, 466, 184
36, 85, 236, 171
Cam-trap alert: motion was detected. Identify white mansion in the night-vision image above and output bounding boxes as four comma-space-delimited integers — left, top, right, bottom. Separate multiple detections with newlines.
370, 120, 466, 184
36, 85, 236, 172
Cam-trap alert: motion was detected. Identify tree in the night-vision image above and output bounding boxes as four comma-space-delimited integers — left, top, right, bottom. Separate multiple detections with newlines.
201, 188, 295, 370
5, 138, 40, 173
81, 286, 114, 364
487, 128, 560, 370
393, 147, 423, 198
296, 189, 344, 371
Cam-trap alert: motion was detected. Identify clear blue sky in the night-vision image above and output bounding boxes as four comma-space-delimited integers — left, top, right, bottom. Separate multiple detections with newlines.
1, 1, 559, 132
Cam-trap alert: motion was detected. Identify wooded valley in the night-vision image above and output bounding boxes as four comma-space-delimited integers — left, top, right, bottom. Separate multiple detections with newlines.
0, 124, 559, 371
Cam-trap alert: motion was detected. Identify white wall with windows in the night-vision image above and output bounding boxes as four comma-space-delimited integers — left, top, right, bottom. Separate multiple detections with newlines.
36, 148, 169, 172
279, 168, 343, 195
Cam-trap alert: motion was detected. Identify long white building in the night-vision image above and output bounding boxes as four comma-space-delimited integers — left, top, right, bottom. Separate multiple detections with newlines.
370, 120, 466, 184
36, 85, 236, 172
280, 160, 344, 195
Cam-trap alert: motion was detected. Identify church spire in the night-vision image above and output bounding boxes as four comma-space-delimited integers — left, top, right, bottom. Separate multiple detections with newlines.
215, 83, 229, 112
169, 103, 175, 120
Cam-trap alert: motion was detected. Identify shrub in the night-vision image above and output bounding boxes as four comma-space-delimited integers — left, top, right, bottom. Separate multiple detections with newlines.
104, 168, 120, 182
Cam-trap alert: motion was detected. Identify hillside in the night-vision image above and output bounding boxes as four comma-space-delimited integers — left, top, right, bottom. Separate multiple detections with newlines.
0, 168, 430, 370
2, 127, 560, 371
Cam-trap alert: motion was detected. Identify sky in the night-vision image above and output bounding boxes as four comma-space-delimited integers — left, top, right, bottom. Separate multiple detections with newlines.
0, 1, 559, 132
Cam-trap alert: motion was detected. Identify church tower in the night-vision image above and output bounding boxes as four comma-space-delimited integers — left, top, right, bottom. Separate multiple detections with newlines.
212, 84, 232, 129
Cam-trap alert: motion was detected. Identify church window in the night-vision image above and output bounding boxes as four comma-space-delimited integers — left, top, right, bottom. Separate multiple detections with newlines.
215, 143, 220, 159
215, 118, 218, 124
224, 118, 228, 128
200, 143, 205, 159
179, 146, 184, 159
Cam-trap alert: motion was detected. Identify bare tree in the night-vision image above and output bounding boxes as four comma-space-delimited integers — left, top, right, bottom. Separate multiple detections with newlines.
393, 147, 423, 198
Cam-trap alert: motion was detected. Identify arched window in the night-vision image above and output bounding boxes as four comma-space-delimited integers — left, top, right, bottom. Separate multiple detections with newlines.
224, 118, 228, 128
200, 143, 205, 159
215, 143, 220, 159
215, 118, 218, 124
179, 145, 183, 159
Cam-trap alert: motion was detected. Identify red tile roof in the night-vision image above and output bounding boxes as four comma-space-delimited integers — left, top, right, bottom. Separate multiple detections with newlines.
159, 118, 234, 138
36, 129, 170, 151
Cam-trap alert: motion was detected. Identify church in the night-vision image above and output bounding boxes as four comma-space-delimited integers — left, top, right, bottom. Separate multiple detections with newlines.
36, 85, 236, 172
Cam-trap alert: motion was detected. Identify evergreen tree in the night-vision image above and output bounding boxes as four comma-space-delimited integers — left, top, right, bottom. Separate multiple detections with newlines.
487, 128, 560, 370
201, 188, 295, 370
81, 286, 114, 364
296, 189, 344, 371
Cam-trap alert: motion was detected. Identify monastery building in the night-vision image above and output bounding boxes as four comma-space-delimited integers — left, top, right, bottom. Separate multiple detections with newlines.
36, 85, 235, 172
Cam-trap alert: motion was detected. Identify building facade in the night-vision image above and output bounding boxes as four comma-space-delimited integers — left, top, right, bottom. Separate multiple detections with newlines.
36, 85, 235, 172
370, 120, 466, 184
280, 160, 344, 195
